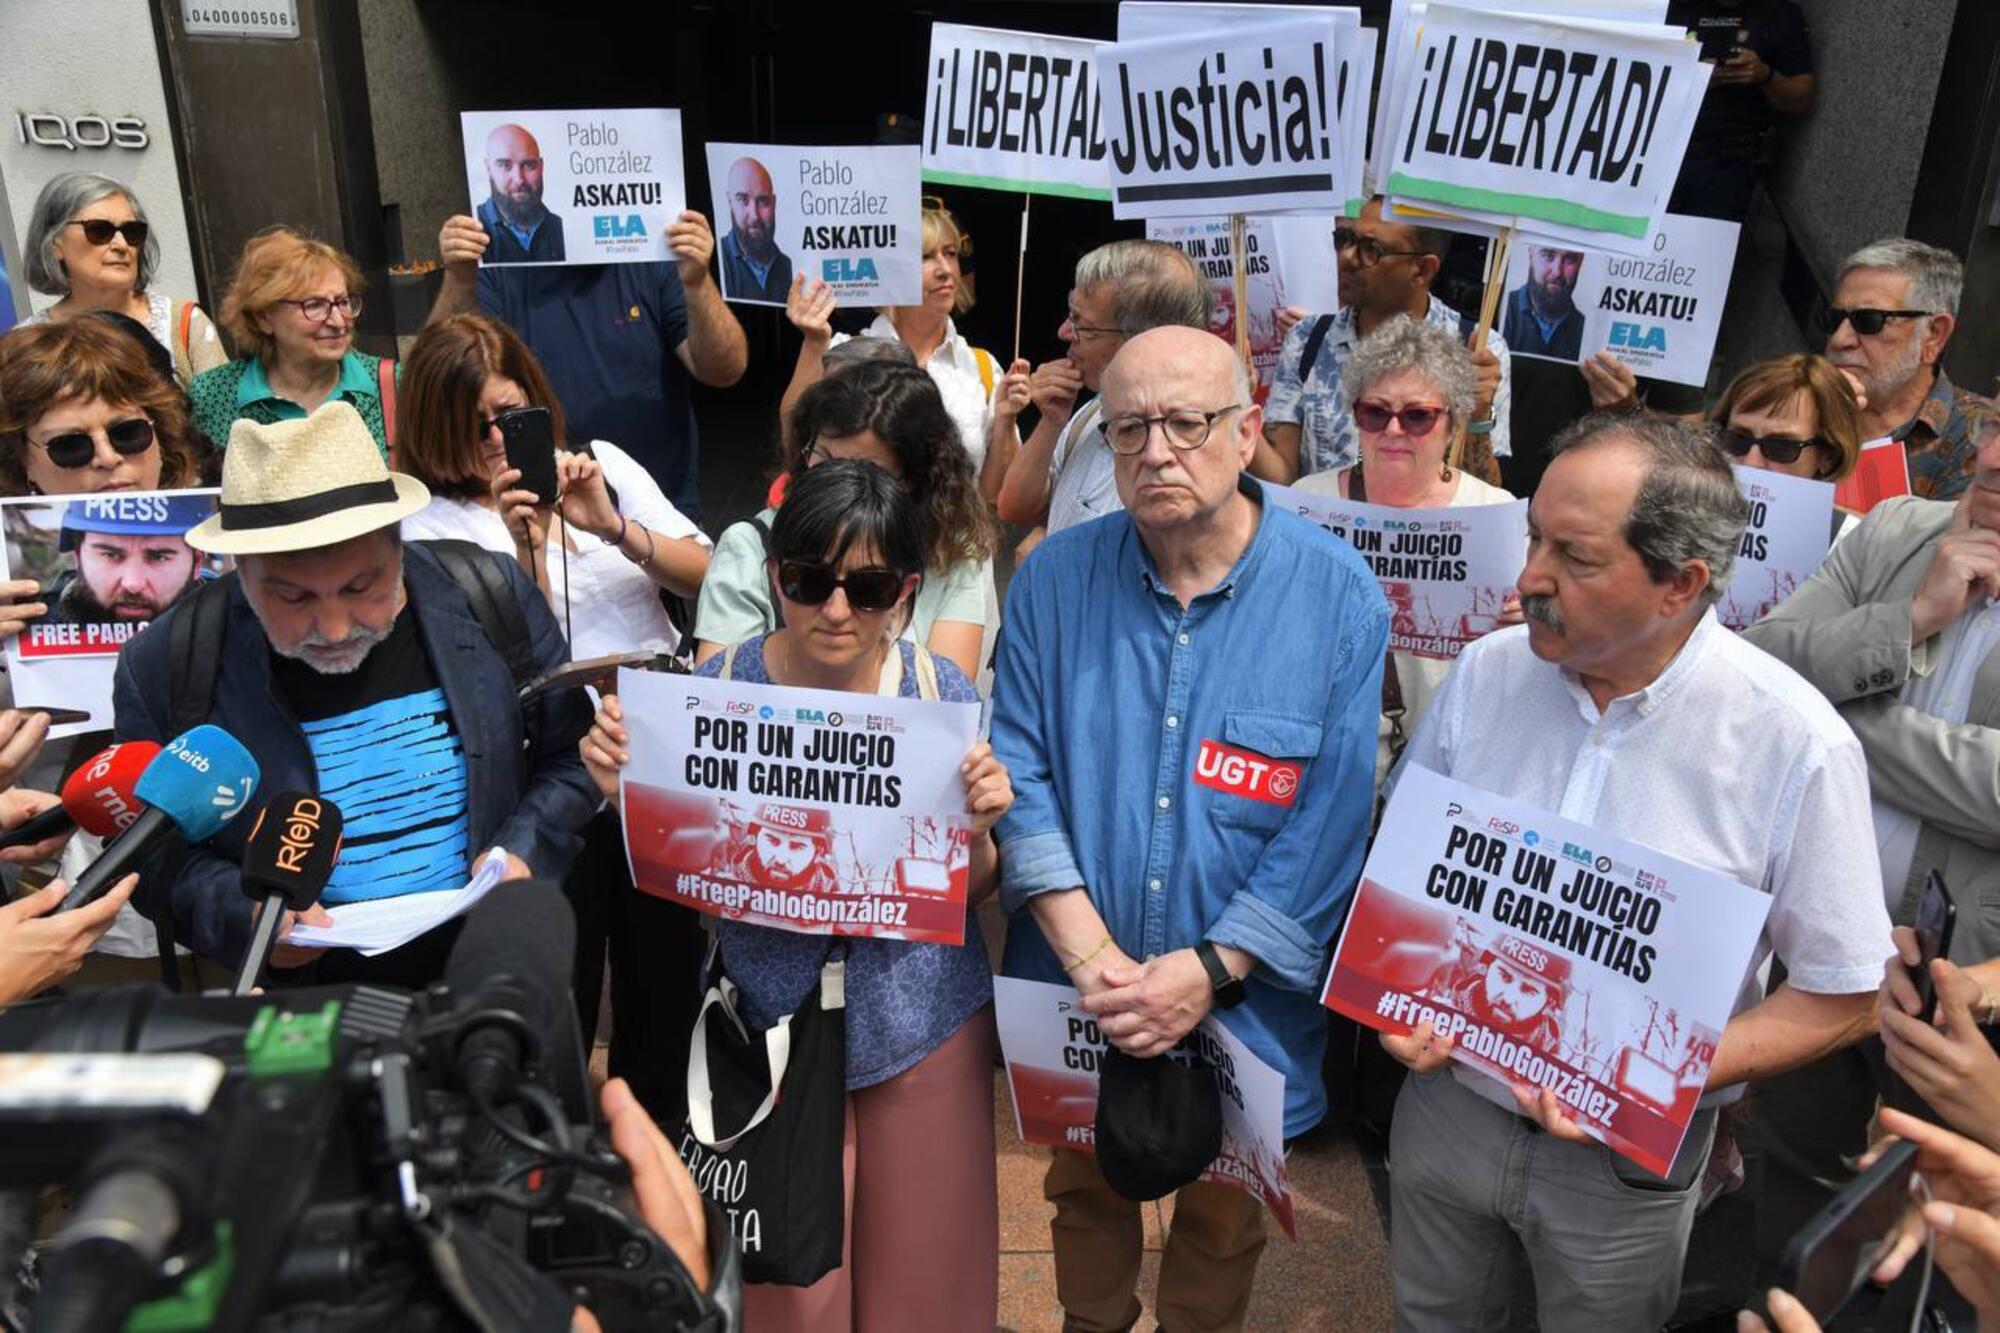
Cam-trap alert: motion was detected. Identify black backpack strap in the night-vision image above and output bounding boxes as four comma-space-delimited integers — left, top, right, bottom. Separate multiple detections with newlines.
418, 539, 540, 764
155, 576, 234, 990
748, 516, 784, 632
1297, 314, 1338, 387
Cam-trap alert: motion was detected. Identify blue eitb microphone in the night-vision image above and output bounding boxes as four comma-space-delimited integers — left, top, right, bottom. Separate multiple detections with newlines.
60, 725, 260, 913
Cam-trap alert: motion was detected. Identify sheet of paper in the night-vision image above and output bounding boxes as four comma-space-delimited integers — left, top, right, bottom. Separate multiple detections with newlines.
288, 847, 509, 956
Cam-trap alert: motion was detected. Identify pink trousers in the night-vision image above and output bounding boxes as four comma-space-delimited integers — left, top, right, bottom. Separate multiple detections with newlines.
741, 1005, 999, 1332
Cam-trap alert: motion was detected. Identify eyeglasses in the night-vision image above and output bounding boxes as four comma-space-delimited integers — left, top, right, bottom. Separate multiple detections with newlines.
275, 295, 362, 324
1822, 306, 1932, 337
1333, 226, 1428, 269
28, 417, 155, 469
1064, 309, 1121, 341
477, 408, 529, 439
776, 559, 907, 612
1354, 400, 1447, 438
65, 219, 148, 248
1099, 404, 1245, 456
1716, 427, 1827, 466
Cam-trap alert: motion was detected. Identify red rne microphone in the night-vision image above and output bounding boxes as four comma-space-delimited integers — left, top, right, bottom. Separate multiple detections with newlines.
0, 741, 162, 853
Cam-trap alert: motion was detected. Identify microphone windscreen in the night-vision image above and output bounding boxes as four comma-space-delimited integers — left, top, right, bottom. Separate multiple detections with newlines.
60, 742, 161, 838
132, 725, 260, 843
239, 792, 343, 912
444, 879, 577, 1059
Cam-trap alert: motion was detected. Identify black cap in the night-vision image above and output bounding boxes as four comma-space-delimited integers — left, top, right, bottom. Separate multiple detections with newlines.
1093, 1048, 1223, 1202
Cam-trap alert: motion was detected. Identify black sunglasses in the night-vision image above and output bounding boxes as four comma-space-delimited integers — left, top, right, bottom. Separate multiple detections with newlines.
1717, 427, 1826, 466
29, 417, 155, 469
65, 218, 148, 248
1822, 306, 1932, 337
776, 560, 906, 612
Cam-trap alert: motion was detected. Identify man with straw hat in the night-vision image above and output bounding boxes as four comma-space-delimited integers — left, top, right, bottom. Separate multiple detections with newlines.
111, 401, 598, 985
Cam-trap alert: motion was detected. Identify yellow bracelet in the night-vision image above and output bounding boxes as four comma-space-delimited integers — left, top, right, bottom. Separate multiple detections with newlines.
1062, 934, 1113, 974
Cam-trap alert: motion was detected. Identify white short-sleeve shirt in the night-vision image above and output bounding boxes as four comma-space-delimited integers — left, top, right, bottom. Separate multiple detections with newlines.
834, 314, 994, 470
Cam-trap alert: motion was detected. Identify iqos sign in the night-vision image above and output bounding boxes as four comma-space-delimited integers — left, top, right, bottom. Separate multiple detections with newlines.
13, 113, 150, 153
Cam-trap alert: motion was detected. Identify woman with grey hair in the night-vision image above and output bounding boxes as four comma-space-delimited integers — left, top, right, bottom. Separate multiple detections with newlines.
1298, 314, 1521, 788
19, 173, 225, 385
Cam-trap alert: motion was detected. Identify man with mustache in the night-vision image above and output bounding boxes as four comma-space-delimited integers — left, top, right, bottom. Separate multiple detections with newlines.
40, 494, 210, 627
716, 156, 791, 303
1381, 414, 1890, 1331
1822, 238, 1999, 500
476, 123, 565, 265
110, 403, 598, 988
1501, 245, 1587, 361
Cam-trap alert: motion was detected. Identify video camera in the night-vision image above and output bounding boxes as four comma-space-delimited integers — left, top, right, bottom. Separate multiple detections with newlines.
0, 879, 740, 1333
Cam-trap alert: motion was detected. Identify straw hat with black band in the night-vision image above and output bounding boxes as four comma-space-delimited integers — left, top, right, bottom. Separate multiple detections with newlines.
185, 401, 429, 556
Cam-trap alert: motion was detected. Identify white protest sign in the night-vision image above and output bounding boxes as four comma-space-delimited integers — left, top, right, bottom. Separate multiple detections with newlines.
1145, 215, 1295, 399
923, 23, 1110, 199
460, 109, 686, 268
704, 143, 921, 308
1371, 0, 1670, 189
1265, 484, 1527, 659
1272, 214, 1343, 314
1117, 5, 1368, 211
1718, 465, 1835, 632
996, 976, 1296, 1237
1324, 763, 1770, 1176
1098, 19, 1346, 219
1498, 213, 1738, 385
1381, 5, 1706, 250
616, 668, 981, 945
0, 490, 224, 737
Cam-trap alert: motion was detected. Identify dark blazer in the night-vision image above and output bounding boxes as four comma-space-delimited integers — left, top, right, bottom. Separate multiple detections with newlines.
112, 542, 597, 965
1500, 284, 1585, 360
718, 229, 793, 303
478, 197, 566, 264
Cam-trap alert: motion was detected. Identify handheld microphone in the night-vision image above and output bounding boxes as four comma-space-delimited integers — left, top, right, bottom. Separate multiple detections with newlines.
0, 741, 161, 853
230, 793, 343, 996
59, 726, 260, 914
443, 880, 579, 1106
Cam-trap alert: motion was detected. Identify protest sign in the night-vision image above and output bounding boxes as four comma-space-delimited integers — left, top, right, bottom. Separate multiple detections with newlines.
1096, 19, 1347, 219
1271, 215, 1343, 314
1265, 483, 1527, 659
1834, 438, 1911, 516
923, 23, 1111, 200
459, 109, 686, 268
1146, 216, 1293, 399
996, 976, 1296, 1237
1497, 213, 1737, 386
1380, 5, 1706, 251
616, 668, 981, 945
1719, 465, 1835, 631
703, 144, 921, 308
1117, 4, 1367, 210
1324, 763, 1770, 1175
0, 491, 223, 736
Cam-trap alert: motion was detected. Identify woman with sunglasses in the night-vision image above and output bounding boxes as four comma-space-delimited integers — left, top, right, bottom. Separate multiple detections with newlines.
1709, 354, 1864, 540
1296, 316, 1520, 789
19, 174, 226, 387
697, 360, 994, 679
779, 199, 1015, 500
188, 228, 396, 459
584, 459, 1011, 1332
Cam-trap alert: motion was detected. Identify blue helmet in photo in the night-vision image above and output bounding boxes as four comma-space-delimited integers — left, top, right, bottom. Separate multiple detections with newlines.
59, 494, 215, 552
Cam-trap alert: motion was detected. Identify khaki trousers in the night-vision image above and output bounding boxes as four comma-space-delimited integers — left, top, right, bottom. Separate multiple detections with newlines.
1045, 1147, 1268, 1332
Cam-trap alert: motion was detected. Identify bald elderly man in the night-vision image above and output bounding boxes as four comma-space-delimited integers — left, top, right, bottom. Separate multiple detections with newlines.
992, 327, 1387, 1329
718, 156, 791, 302
478, 123, 565, 264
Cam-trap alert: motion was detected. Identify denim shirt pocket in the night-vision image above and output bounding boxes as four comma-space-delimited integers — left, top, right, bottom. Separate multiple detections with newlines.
1203, 710, 1323, 836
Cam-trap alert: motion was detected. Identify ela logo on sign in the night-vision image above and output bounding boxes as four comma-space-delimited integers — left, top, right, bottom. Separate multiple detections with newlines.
1193, 739, 1301, 807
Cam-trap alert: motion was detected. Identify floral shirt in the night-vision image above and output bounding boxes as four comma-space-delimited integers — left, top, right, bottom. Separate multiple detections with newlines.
1902, 369, 2000, 501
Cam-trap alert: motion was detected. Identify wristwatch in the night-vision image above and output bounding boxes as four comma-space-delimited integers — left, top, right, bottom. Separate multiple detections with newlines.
1194, 940, 1247, 1009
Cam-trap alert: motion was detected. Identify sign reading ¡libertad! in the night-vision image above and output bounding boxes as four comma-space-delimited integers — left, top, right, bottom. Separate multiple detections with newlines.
923, 23, 1110, 200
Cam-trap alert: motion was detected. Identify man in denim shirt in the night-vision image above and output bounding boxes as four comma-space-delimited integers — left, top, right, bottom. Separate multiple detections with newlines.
992, 326, 1387, 1330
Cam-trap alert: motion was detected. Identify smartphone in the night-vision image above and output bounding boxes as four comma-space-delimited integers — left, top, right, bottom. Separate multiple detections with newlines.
1776, 1139, 1919, 1323
1907, 872, 1958, 1016
497, 406, 560, 503
19, 707, 91, 726
518, 651, 684, 703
